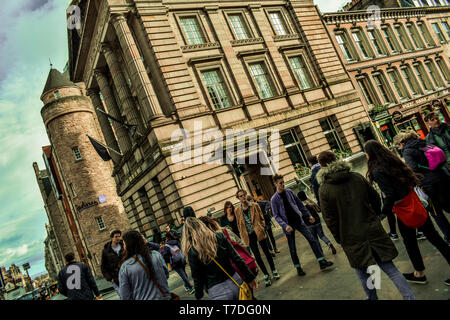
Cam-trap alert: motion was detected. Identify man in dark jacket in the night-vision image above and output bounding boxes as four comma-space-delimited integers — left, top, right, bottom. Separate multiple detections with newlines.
425, 111, 450, 169
317, 151, 416, 300
57, 252, 101, 300
101, 229, 124, 295
271, 174, 334, 276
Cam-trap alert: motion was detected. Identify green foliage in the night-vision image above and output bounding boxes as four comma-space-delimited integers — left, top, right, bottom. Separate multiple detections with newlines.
295, 164, 311, 178
333, 149, 353, 160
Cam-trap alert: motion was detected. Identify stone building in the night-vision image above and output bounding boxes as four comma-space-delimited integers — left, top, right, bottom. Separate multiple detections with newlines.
66, 0, 375, 235
323, 6, 450, 144
36, 68, 130, 276
43, 224, 64, 280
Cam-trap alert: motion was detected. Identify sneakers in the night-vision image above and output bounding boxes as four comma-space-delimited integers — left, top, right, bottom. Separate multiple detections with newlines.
329, 243, 337, 254
296, 267, 306, 276
319, 260, 334, 271
445, 279, 450, 286
264, 274, 272, 287
274, 248, 281, 254
270, 250, 276, 257
272, 270, 280, 280
389, 233, 399, 241
416, 232, 426, 240
188, 287, 195, 294
183, 285, 190, 292
403, 272, 428, 284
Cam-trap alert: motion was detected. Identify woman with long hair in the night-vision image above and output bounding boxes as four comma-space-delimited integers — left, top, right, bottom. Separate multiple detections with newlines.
181, 217, 258, 300
393, 130, 450, 245
218, 201, 240, 237
118, 230, 170, 300
364, 140, 450, 285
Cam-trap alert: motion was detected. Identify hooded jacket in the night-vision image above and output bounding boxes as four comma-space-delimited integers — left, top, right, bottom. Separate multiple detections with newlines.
402, 138, 447, 190
317, 160, 398, 269
101, 240, 124, 284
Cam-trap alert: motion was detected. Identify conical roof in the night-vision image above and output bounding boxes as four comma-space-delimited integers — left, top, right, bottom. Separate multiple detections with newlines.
41, 68, 75, 96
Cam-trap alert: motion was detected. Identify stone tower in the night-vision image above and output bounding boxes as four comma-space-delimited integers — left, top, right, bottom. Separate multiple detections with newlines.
40, 68, 131, 276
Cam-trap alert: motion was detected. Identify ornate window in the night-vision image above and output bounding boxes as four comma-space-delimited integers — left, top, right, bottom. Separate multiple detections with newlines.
406, 23, 425, 49
201, 70, 232, 110
382, 26, 400, 53
180, 17, 206, 45
373, 73, 394, 104
425, 60, 444, 88
228, 14, 251, 40
248, 62, 277, 99
413, 62, 434, 92
387, 69, 409, 101
436, 57, 450, 82
394, 24, 413, 51
417, 21, 435, 47
400, 66, 422, 96
367, 29, 386, 56
351, 29, 372, 59
335, 32, 356, 61
289, 56, 313, 90
356, 75, 378, 106
432, 23, 446, 43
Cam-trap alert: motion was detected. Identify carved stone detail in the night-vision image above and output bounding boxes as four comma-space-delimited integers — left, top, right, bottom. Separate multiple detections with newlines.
181, 42, 221, 52
230, 37, 264, 47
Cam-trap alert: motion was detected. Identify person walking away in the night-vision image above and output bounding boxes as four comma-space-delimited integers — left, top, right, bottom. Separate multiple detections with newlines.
118, 230, 170, 300
199, 216, 259, 298
182, 217, 258, 300
235, 189, 280, 287
394, 131, 450, 245
101, 229, 124, 295
316, 150, 416, 300
307, 155, 322, 206
425, 111, 450, 171
271, 174, 334, 277
162, 232, 195, 294
57, 252, 101, 300
247, 195, 280, 255
297, 190, 337, 254
364, 140, 450, 286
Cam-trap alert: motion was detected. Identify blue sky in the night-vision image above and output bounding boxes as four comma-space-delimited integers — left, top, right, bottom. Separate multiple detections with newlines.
0, 0, 347, 280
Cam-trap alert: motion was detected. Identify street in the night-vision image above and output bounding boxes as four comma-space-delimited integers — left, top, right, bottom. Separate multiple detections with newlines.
104, 217, 449, 300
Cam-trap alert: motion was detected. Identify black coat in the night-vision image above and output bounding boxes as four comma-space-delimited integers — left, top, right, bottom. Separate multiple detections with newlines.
402, 138, 446, 190
317, 160, 398, 269
188, 232, 256, 300
101, 240, 124, 284
57, 262, 100, 300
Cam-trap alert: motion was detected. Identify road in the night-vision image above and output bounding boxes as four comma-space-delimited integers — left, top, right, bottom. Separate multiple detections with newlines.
104, 217, 449, 300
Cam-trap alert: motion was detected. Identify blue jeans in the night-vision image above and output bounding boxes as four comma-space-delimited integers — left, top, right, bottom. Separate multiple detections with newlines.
207, 272, 242, 300
173, 264, 192, 289
307, 223, 331, 246
355, 261, 416, 300
285, 221, 325, 268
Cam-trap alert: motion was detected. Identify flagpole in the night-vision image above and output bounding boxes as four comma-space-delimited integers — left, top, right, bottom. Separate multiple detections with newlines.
86, 135, 123, 156
96, 108, 144, 138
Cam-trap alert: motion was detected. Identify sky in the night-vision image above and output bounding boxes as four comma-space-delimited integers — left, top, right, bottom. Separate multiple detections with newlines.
0, 0, 349, 280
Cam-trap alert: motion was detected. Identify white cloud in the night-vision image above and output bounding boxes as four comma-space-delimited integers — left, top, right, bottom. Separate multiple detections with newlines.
314, 0, 350, 12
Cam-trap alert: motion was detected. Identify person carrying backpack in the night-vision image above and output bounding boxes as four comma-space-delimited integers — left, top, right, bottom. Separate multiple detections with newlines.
394, 131, 450, 246
162, 232, 194, 294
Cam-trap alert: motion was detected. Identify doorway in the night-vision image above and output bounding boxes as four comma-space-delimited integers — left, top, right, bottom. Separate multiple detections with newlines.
241, 163, 276, 201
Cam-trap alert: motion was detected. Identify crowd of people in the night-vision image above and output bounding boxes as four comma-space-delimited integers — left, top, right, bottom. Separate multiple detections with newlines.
56, 111, 449, 301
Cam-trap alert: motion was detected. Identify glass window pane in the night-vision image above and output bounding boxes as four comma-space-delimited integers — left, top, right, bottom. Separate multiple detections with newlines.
368, 30, 384, 55
229, 14, 251, 40
249, 63, 275, 99
181, 17, 205, 45
388, 71, 406, 99
289, 56, 312, 89
432, 23, 446, 42
382, 28, 397, 52
269, 12, 288, 35
201, 70, 231, 110
352, 32, 369, 58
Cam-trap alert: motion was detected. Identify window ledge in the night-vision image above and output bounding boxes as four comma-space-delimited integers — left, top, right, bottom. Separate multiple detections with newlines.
273, 34, 300, 42
230, 37, 264, 47
181, 42, 221, 53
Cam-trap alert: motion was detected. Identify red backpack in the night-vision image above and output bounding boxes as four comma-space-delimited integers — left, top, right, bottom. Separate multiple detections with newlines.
222, 229, 258, 281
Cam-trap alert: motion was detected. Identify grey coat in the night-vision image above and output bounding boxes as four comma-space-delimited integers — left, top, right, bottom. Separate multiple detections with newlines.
317, 160, 398, 269
118, 251, 170, 300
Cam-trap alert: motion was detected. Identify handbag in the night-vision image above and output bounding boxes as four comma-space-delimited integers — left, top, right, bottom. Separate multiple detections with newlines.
222, 229, 258, 280
209, 256, 253, 300
133, 255, 180, 300
392, 189, 428, 229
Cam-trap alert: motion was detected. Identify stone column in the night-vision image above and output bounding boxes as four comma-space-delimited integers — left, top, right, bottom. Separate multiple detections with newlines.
87, 88, 122, 163
111, 13, 164, 121
95, 69, 132, 153
102, 42, 145, 135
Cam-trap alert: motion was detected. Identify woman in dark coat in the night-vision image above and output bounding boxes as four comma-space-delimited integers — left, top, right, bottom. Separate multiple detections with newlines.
364, 140, 450, 286
317, 150, 416, 300
394, 131, 450, 245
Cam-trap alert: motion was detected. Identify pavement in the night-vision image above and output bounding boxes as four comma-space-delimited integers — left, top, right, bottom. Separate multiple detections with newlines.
101, 216, 449, 300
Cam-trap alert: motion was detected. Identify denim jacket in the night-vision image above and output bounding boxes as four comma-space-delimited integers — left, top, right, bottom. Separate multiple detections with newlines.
270, 188, 311, 234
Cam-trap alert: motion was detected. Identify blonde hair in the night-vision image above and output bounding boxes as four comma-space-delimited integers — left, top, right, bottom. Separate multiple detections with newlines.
181, 217, 218, 264
393, 130, 419, 147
